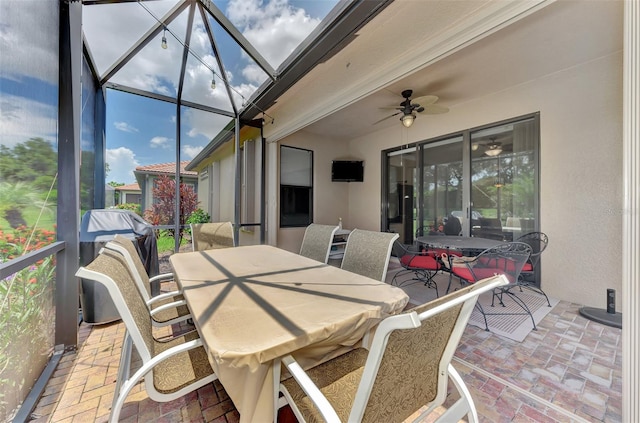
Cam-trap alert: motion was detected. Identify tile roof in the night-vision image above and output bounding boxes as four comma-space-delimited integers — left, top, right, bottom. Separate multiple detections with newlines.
114, 183, 140, 191
135, 161, 197, 176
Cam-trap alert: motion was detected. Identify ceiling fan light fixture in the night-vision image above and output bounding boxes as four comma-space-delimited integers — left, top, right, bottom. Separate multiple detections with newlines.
484, 144, 502, 156
401, 113, 415, 128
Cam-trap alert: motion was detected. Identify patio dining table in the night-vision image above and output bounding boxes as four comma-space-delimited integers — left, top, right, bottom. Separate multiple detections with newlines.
417, 235, 505, 256
170, 244, 409, 422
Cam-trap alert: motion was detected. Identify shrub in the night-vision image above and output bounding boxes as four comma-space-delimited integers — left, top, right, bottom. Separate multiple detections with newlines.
185, 208, 210, 234
115, 203, 141, 215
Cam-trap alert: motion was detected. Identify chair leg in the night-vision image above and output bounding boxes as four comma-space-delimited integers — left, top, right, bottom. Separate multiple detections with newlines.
437, 364, 478, 423
416, 270, 439, 298
111, 332, 132, 416
474, 302, 490, 331
504, 290, 538, 330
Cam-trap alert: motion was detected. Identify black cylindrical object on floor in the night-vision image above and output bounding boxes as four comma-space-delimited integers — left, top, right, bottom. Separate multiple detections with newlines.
607, 289, 615, 314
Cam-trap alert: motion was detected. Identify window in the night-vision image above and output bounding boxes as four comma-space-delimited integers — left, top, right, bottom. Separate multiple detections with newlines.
280, 146, 313, 227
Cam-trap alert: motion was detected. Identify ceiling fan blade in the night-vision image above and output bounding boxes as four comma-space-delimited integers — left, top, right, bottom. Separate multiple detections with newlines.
373, 112, 400, 125
412, 95, 438, 107
419, 104, 449, 114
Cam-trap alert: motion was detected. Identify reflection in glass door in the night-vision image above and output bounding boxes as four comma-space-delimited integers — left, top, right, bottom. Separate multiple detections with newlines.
420, 136, 464, 236
384, 147, 417, 244
470, 117, 537, 242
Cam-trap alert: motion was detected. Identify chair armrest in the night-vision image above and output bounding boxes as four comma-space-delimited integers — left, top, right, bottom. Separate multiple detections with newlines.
149, 272, 175, 283
281, 355, 341, 423
148, 291, 182, 303
149, 299, 189, 316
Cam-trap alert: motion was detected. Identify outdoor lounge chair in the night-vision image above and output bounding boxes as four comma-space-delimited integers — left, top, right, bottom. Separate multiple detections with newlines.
514, 231, 551, 306
341, 229, 399, 282
274, 275, 509, 423
299, 223, 339, 263
190, 221, 235, 251
75, 249, 217, 423
391, 240, 441, 297
104, 234, 191, 327
449, 242, 533, 331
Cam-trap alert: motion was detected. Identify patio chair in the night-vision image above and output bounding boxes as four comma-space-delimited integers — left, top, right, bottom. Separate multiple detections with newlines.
274, 274, 509, 423
514, 231, 551, 306
104, 234, 191, 327
390, 241, 441, 297
299, 223, 339, 263
75, 249, 217, 423
341, 229, 399, 282
449, 242, 533, 331
190, 221, 235, 251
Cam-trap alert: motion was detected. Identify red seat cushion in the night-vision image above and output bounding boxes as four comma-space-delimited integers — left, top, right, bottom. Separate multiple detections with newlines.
452, 266, 517, 283
400, 254, 440, 270
521, 263, 533, 272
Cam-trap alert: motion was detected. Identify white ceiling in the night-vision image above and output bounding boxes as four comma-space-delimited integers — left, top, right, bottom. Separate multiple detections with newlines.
265, 0, 622, 141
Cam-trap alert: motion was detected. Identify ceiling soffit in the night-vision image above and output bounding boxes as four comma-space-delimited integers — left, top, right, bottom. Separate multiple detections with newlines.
262, 0, 553, 142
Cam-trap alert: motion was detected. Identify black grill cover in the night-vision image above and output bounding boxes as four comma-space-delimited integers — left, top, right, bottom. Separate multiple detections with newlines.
79, 209, 159, 324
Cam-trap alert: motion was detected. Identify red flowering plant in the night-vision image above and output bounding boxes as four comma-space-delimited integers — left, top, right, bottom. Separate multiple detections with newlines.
0, 225, 56, 416
143, 175, 199, 244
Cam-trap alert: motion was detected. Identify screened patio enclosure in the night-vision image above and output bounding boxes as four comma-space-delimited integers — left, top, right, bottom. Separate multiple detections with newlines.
0, 0, 394, 419
2, 1, 640, 422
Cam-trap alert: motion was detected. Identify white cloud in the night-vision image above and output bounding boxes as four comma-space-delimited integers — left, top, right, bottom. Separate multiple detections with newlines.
106, 147, 139, 184
114, 121, 139, 133
0, 1, 59, 83
226, 0, 321, 68
0, 94, 57, 148
183, 108, 233, 140
150, 136, 172, 149
242, 63, 267, 85
81, 0, 320, 103
182, 145, 204, 159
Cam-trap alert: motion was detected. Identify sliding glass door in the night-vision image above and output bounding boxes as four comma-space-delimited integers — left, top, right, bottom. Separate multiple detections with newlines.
384, 147, 417, 244
470, 116, 538, 241
383, 114, 539, 243
420, 136, 464, 236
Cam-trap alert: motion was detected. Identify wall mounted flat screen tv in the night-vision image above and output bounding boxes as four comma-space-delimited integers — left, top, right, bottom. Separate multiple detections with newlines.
332, 160, 364, 182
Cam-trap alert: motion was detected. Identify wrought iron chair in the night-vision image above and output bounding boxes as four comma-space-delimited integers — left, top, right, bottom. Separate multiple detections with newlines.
104, 234, 191, 328
299, 223, 339, 263
390, 241, 441, 297
514, 231, 551, 306
449, 242, 533, 330
341, 229, 399, 282
76, 250, 217, 423
190, 221, 235, 251
274, 275, 508, 423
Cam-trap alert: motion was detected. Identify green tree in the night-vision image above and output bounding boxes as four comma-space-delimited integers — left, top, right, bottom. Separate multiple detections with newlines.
0, 182, 44, 228
0, 138, 57, 186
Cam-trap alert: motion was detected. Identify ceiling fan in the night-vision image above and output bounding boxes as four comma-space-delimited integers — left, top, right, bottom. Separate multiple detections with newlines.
472, 136, 512, 156
375, 89, 449, 127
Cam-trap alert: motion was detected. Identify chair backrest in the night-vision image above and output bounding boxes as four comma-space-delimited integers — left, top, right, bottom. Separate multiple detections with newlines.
76, 249, 154, 363
106, 234, 153, 301
299, 223, 339, 263
341, 229, 399, 282
516, 231, 548, 267
472, 241, 532, 283
351, 275, 508, 422
191, 222, 235, 251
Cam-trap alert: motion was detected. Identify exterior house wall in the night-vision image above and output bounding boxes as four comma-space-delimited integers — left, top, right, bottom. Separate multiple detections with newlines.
343, 52, 622, 309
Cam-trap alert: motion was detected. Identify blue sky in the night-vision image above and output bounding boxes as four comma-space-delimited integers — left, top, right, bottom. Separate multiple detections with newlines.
1, 0, 338, 185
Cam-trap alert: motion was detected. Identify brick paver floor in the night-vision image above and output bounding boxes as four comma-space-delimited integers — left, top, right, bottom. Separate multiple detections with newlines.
28, 276, 622, 423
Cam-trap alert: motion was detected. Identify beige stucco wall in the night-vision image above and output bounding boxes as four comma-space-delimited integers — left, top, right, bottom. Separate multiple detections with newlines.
341, 52, 623, 309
